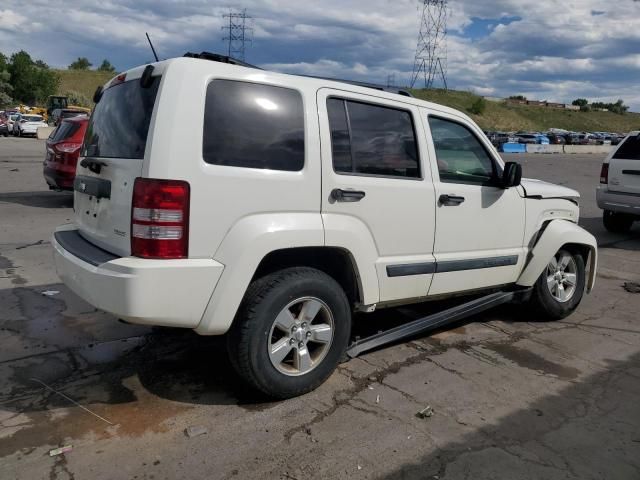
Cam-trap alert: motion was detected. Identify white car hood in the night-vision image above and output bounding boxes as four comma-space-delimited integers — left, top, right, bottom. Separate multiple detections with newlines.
520, 178, 580, 200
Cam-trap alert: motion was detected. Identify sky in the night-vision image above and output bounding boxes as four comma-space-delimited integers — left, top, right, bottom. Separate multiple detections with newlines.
1, 0, 639, 109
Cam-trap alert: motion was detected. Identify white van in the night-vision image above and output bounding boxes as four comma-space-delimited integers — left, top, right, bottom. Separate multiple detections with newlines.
53, 54, 597, 398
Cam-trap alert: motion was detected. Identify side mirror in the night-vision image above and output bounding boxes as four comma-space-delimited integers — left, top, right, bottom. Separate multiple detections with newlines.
502, 161, 522, 188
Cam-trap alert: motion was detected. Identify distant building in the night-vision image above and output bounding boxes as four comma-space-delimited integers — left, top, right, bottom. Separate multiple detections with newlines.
546, 102, 565, 109
526, 100, 544, 106
565, 105, 580, 111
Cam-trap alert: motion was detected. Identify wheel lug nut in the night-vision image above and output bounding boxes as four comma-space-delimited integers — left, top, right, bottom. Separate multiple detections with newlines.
306, 331, 312, 338
301, 322, 307, 328
298, 342, 304, 348
292, 326, 298, 332
290, 338, 295, 345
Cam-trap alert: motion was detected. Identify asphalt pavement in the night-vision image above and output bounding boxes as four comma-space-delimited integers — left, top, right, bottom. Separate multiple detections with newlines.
0, 137, 639, 479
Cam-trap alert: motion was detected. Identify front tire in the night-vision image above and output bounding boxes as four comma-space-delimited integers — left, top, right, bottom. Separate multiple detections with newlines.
603, 210, 634, 233
529, 248, 586, 320
227, 267, 351, 399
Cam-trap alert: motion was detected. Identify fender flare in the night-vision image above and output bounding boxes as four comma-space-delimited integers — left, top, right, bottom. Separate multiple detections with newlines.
195, 212, 379, 335
516, 219, 597, 293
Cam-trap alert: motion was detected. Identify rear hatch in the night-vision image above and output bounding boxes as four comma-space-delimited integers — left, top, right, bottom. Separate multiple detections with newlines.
608, 133, 640, 195
74, 70, 161, 256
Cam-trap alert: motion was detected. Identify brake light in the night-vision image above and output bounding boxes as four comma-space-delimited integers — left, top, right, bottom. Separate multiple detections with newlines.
600, 163, 609, 184
131, 178, 190, 259
55, 142, 82, 153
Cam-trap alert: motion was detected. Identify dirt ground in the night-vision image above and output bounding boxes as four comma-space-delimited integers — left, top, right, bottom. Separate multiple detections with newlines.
1, 137, 639, 479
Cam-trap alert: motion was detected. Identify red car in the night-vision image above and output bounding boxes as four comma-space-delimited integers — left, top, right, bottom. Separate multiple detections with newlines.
43, 116, 88, 190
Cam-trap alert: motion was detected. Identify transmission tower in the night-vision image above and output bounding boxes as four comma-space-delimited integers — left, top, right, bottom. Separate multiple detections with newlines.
410, 0, 448, 90
222, 9, 253, 61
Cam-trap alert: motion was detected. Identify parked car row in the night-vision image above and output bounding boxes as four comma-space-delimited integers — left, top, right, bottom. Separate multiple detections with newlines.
484, 129, 628, 149
0, 110, 48, 137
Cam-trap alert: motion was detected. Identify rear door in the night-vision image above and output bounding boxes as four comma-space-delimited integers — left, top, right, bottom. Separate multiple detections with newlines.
608, 133, 640, 195
318, 89, 436, 303
74, 71, 161, 256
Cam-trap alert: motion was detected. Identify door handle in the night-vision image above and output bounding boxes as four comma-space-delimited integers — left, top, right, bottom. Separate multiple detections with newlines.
331, 189, 366, 202
439, 194, 465, 206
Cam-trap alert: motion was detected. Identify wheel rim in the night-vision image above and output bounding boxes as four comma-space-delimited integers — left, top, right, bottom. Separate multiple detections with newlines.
546, 251, 578, 303
268, 297, 334, 376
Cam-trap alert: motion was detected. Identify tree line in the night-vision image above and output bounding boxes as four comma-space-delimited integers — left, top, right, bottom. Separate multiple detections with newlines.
572, 98, 629, 114
0, 51, 117, 108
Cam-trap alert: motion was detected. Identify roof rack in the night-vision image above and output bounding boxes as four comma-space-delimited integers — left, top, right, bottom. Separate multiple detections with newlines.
183, 51, 413, 98
183, 51, 262, 70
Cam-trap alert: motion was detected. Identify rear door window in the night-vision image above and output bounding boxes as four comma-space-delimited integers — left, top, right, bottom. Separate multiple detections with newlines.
82, 76, 160, 159
326, 98, 420, 178
203, 80, 305, 171
613, 135, 640, 160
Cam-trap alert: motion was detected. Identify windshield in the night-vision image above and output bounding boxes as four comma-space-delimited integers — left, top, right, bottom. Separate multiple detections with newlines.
82, 76, 160, 159
24, 115, 43, 122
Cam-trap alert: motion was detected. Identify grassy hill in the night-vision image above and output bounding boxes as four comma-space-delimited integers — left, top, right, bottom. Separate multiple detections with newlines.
54, 69, 114, 106
411, 89, 640, 133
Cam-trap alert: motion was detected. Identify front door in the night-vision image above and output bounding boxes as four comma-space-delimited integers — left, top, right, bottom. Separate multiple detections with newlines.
421, 110, 526, 296
318, 89, 436, 304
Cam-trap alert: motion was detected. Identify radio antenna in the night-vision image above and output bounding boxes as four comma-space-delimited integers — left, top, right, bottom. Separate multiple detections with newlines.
146, 32, 159, 62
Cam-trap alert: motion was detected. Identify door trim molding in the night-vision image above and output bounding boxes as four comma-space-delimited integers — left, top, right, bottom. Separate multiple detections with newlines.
386, 255, 518, 277
386, 262, 437, 277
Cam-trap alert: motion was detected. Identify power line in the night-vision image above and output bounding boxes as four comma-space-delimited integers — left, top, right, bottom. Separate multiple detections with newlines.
411, 0, 448, 90
222, 9, 253, 61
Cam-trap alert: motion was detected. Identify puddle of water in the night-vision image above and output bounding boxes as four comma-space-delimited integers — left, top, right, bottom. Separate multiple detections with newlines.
487, 343, 581, 380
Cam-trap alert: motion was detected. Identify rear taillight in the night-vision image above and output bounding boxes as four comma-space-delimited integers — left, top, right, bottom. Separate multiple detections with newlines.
600, 163, 609, 184
131, 178, 190, 259
55, 142, 82, 153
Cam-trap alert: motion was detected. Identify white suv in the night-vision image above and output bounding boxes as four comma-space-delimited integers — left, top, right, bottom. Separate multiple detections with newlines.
597, 131, 640, 232
53, 55, 597, 398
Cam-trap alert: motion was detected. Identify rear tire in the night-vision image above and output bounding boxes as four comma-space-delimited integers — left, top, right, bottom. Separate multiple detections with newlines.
227, 267, 351, 399
603, 210, 634, 233
529, 248, 586, 320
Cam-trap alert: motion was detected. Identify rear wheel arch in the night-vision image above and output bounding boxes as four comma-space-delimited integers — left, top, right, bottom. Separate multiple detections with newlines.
252, 246, 363, 308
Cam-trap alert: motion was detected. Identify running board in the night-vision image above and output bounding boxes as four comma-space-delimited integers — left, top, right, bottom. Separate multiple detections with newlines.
346, 289, 531, 359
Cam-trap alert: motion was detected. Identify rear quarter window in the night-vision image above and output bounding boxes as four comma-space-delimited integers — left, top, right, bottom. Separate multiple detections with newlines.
613, 135, 640, 160
202, 80, 305, 171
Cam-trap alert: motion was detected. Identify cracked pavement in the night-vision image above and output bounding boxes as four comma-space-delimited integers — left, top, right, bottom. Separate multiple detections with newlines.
0, 138, 639, 479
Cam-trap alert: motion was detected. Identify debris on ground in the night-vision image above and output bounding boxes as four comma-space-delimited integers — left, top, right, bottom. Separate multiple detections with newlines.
368, 376, 377, 382
184, 425, 208, 438
417, 406, 434, 419
10, 168, 19, 172
623, 282, 640, 293
41, 290, 60, 296
376, 395, 380, 404
49, 445, 73, 457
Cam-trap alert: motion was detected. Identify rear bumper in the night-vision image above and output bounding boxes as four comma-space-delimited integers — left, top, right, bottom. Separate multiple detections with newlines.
596, 187, 640, 216
43, 164, 75, 190
53, 227, 225, 329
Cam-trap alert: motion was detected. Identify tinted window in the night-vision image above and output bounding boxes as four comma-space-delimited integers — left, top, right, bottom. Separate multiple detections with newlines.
327, 99, 419, 178
203, 80, 304, 171
50, 121, 81, 142
82, 77, 160, 159
613, 135, 640, 160
428, 117, 496, 185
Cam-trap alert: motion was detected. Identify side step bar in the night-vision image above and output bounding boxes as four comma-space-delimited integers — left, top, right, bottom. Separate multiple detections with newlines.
346, 289, 531, 359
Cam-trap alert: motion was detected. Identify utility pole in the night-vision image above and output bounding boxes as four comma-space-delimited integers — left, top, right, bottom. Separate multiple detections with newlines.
222, 9, 253, 61
386, 73, 396, 88
410, 0, 448, 89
